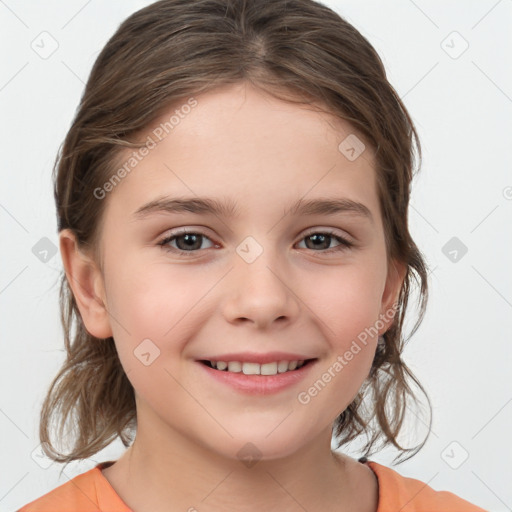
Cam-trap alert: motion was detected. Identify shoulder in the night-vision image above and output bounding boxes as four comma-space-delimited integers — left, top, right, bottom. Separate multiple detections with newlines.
17, 467, 100, 511
366, 460, 488, 512
17, 462, 130, 512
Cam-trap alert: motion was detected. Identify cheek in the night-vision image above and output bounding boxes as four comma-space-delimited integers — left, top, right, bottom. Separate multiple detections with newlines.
108, 258, 194, 329
104, 262, 195, 406
106, 260, 216, 366
294, 263, 384, 407
305, 262, 385, 343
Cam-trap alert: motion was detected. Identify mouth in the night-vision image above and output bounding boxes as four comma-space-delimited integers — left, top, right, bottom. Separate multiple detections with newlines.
198, 358, 317, 375
196, 357, 319, 395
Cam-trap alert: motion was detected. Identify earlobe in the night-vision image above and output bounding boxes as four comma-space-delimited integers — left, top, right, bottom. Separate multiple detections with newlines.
379, 259, 407, 334
59, 229, 113, 339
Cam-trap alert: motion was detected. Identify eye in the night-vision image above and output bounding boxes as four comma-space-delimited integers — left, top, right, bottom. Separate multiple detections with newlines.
158, 229, 216, 255
157, 228, 354, 257
296, 230, 354, 253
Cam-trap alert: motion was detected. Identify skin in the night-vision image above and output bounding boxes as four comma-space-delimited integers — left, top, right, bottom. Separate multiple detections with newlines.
60, 81, 405, 511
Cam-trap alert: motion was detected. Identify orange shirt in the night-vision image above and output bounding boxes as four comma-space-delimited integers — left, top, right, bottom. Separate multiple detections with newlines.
18, 459, 488, 511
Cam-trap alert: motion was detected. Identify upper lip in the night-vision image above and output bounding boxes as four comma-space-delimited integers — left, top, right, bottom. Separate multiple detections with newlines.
197, 352, 317, 364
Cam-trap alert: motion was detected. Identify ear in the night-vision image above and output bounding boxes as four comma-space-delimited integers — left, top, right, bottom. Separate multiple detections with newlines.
59, 229, 113, 339
379, 259, 407, 335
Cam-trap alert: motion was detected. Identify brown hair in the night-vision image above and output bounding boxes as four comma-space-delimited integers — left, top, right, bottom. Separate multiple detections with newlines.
40, 0, 432, 468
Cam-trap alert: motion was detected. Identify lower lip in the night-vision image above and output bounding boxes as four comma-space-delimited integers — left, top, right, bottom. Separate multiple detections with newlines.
196, 360, 317, 395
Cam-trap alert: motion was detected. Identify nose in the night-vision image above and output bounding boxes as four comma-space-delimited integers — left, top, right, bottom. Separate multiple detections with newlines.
221, 248, 301, 330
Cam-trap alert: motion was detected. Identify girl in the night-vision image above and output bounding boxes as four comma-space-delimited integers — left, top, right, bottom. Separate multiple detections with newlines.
19, 0, 487, 510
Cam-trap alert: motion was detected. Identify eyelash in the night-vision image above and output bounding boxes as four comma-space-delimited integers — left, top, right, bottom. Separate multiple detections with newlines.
157, 228, 354, 257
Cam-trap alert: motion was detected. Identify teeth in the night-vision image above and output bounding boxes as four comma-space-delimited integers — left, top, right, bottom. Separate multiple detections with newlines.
260, 362, 277, 375
242, 362, 260, 375
208, 359, 308, 374
227, 361, 242, 372
277, 361, 289, 373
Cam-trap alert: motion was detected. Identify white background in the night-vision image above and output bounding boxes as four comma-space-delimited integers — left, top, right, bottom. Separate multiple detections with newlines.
1, 0, 511, 510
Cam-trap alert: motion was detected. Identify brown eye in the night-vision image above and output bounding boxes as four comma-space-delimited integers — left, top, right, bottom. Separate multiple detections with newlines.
158, 230, 215, 255
297, 231, 353, 252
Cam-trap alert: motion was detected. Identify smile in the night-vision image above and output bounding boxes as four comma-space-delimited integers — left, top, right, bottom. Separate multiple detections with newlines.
200, 359, 315, 375
196, 357, 318, 395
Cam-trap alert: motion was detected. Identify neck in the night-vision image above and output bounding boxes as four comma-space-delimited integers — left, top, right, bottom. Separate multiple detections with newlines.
104, 422, 363, 511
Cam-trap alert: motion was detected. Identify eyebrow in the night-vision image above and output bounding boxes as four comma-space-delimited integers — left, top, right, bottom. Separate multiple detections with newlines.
132, 196, 373, 223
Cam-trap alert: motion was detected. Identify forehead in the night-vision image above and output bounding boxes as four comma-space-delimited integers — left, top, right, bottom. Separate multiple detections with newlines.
104, 82, 378, 220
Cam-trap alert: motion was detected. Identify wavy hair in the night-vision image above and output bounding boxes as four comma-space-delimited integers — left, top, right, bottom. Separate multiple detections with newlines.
40, 0, 432, 468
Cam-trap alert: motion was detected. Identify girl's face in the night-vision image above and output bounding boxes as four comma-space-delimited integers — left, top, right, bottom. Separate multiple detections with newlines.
75, 81, 404, 461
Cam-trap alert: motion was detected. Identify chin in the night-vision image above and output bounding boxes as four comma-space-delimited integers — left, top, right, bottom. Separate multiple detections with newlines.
216, 429, 311, 464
